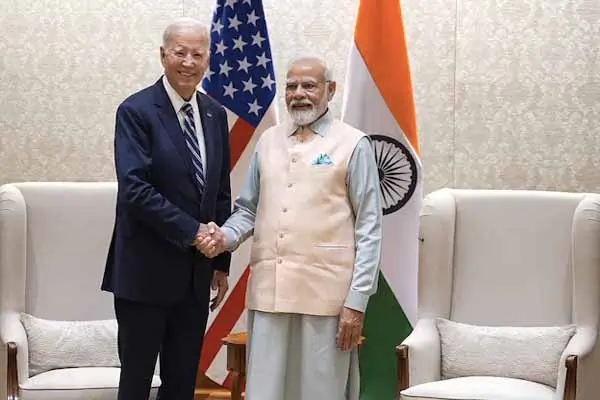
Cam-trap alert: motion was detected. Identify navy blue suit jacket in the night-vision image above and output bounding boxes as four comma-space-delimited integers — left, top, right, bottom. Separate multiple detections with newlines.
102, 78, 232, 305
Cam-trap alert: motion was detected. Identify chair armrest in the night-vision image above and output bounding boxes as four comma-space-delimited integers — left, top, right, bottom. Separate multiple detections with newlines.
1, 312, 29, 387
555, 327, 597, 400
396, 318, 441, 394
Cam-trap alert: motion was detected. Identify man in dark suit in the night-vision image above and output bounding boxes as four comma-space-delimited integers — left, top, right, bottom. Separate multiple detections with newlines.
101, 17, 231, 400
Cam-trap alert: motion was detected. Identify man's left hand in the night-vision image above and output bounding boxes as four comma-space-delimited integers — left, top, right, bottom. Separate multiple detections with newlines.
336, 307, 364, 352
210, 270, 229, 311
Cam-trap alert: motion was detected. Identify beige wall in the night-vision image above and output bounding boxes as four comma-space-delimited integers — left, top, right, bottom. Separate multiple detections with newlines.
1, 0, 598, 195
1, 1, 600, 398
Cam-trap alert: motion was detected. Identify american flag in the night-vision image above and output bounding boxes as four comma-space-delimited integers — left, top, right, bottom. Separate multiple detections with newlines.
199, 0, 278, 389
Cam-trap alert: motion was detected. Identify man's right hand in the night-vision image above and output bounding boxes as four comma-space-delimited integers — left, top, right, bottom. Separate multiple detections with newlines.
337, 307, 365, 352
195, 222, 227, 258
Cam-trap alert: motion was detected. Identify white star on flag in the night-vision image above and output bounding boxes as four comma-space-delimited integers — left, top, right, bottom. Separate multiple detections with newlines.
251, 32, 265, 47
219, 61, 232, 76
242, 77, 257, 93
247, 10, 260, 26
248, 99, 262, 115
237, 57, 251, 73
256, 52, 269, 68
223, 82, 238, 99
261, 74, 275, 90
228, 15, 242, 31
215, 40, 227, 56
232, 36, 246, 52
211, 20, 223, 33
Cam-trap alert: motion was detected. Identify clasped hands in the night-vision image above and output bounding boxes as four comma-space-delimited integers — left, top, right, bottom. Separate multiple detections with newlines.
194, 222, 227, 258
194, 222, 229, 311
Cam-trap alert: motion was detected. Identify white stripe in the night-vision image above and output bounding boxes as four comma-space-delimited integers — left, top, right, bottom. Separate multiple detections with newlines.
225, 108, 239, 132
186, 142, 203, 167
341, 45, 422, 326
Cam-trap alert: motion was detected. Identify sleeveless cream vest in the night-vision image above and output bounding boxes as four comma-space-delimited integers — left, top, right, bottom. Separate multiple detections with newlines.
246, 119, 366, 316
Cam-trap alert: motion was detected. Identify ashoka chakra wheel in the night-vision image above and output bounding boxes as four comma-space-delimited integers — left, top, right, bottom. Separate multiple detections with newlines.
369, 134, 418, 215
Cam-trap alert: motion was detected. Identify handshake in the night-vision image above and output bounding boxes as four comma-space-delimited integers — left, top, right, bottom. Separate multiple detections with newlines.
194, 222, 227, 258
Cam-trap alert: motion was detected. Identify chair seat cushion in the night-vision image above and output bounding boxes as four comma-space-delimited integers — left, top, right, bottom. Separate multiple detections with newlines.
20, 367, 160, 400
400, 376, 555, 400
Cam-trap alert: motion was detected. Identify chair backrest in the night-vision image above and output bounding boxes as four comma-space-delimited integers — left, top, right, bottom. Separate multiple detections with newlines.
418, 188, 600, 328
0, 182, 117, 321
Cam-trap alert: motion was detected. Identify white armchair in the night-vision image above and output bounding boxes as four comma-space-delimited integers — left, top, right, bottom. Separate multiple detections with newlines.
0, 182, 160, 400
396, 189, 600, 400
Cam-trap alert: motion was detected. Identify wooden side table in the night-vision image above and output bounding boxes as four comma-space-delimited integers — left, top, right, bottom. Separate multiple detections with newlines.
222, 332, 248, 400
222, 332, 365, 400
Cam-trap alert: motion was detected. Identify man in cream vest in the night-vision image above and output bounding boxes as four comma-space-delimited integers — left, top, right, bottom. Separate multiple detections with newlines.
198, 55, 383, 399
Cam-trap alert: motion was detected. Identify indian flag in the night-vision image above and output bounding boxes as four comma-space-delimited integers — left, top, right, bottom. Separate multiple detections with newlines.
340, 0, 422, 398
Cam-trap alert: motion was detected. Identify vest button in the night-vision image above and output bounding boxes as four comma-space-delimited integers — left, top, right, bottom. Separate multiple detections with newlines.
287, 183, 293, 188
282, 208, 288, 212
279, 233, 284, 238
277, 258, 282, 264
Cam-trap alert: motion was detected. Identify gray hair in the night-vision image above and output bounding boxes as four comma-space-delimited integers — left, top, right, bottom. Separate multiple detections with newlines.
162, 17, 209, 46
287, 54, 334, 81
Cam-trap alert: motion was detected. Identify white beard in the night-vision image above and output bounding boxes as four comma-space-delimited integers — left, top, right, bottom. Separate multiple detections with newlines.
289, 107, 320, 126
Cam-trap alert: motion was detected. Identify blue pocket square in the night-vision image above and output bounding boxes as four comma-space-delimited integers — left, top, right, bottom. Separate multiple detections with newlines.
313, 153, 334, 165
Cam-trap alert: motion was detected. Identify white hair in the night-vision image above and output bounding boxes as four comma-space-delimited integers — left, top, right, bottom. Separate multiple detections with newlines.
286, 53, 334, 81
162, 17, 208, 46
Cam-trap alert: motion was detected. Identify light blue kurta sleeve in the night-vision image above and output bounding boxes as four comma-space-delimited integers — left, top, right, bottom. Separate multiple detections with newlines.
344, 136, 383, 313
221, 150, 260, 250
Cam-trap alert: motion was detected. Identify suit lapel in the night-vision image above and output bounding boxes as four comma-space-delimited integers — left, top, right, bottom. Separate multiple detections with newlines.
153, 81, 199, 192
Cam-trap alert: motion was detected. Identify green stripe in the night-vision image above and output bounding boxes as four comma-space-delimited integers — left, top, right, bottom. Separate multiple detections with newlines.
359, 273, 413, 400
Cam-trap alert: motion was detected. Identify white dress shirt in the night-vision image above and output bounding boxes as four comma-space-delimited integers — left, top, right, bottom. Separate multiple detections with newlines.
162, 76, 207, 174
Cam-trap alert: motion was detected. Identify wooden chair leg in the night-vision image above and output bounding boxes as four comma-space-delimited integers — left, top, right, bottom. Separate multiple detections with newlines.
564, 355, 577, 400
396, 344, 409, 396
230, 371, 243, 400
7, 342, 20, 400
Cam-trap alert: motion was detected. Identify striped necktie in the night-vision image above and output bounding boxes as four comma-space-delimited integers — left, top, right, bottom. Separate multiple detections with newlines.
181, 102, 206, 193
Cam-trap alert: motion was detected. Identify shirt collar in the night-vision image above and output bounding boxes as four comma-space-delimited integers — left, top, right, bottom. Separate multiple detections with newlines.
287, 108, 333, 137
162, 75, 198, 115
